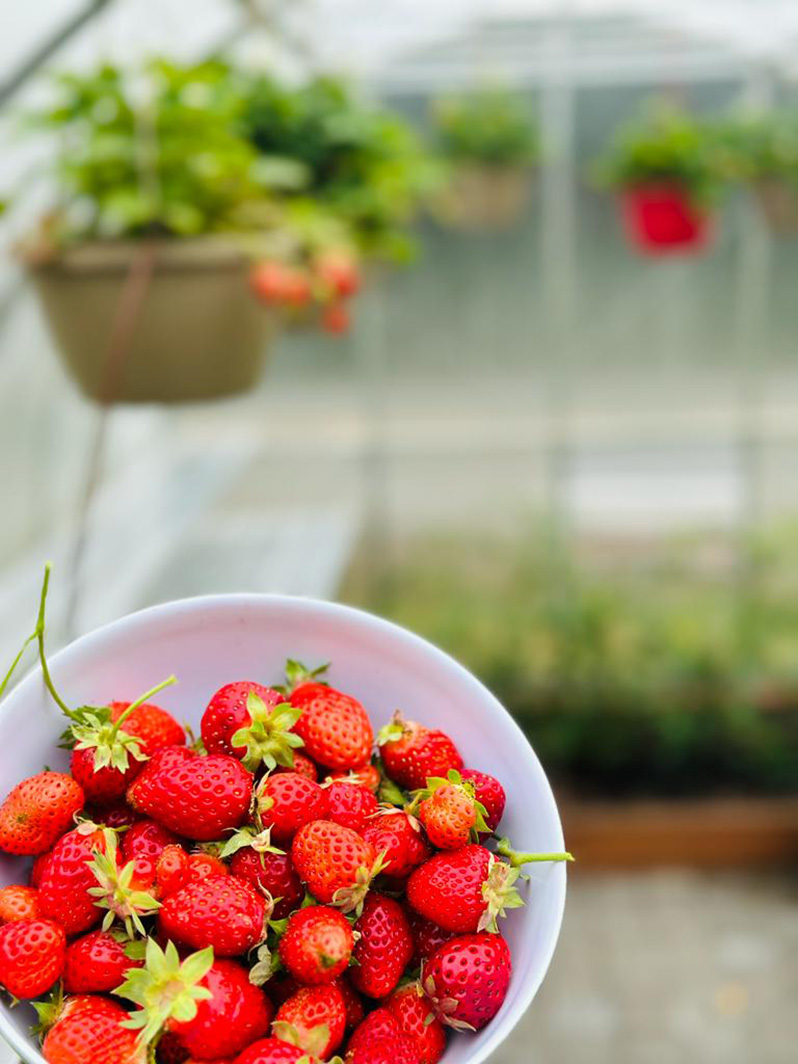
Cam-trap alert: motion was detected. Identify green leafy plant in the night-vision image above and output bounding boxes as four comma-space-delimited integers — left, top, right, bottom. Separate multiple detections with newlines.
241, 75, 435, 261
716, 109, 798, 184
431, 87, 539, 167
344, 529, 798, 799
593, 104, 727, 206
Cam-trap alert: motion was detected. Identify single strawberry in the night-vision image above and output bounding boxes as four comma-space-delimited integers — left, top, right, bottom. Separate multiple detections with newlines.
0, 771, 84, 855
156, 844, 191, 898
386, 984, 447, 1064
326, 764, 380, 794
228, 837, 304, 921
346, 1011, 421, 1064
362, 811, 430, 879
251, 263, 312, 308
278, 905, 355, 985
286, 662, 374, 771
255, 772, 329, 843
315, 249, 361, 299
63, 928, 144, 993
322, 780, 379, 835
66, 677, 178, 804
349, 892, 413, 999
202, 682, 304, 772
38, 822, 114, 936
159, 872, 267, 956
187, 852, 229, 883
127, 746, 252, 840
235, 1037, 309, 1064
377, 714, 462, 792
0, 883, 40, 923
42, 994, 147, 1064
335, 975, 365, 1030
421, 933, 512, 1031
291, 820, 385, 914
460, 769, 506, 835
122, 818, 182, 863
321, 301, 351, 336
274, 752, 318, 782
273, 983, 346, 1059
406, 910, 457, 966
0, 917, 65, 998
412, 770, 489, 850
30, 850, 53, 888
119, 940, 272, 1059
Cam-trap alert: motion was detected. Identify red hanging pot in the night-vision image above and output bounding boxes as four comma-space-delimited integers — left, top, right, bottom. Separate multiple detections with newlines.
620, 182, 714, 255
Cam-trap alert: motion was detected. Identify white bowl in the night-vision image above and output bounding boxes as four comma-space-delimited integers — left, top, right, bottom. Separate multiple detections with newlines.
0, 595, 567, 1064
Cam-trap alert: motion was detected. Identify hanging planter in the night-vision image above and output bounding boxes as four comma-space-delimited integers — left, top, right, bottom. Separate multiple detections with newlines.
717, 111, 798, 237
429, 87, 539, 232
619, 182, 714, 255
27, 239, 274, 405
753, 178, 798, 235
593, 104, 725, 257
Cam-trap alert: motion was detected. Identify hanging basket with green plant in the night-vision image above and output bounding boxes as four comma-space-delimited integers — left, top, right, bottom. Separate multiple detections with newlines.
17, 60, 365, 404
430, 86, 539, 230
718, 109, 798, 234
592, 105, 727, 256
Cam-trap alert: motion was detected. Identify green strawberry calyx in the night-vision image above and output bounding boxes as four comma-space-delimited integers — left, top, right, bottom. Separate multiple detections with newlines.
420, 971, 476, 1032
220, 824, 285, 860
376, 710, 409, 747
116, 939, 214, 1045
409, 770, 490, 840
87, 831, 161, 938
272, 1021, 332, 1061
331, 850, 391, 916
68, 675, 177, 774
495, 836, 575, 869
479, 855, 525, 933
231, 693, 305, 773
31, 983, 65, 1038
276, 658, 330, 696
248, 940, 280, 986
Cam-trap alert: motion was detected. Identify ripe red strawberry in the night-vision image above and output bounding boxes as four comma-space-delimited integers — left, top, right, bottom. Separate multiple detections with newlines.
0, 917, 65, 998
287, 663, 374, 771
414, 771, 489, 850
278, 905, 355, 984
461, 769, 506, 834
110, 698, 185, 751
0, 884, 40, 923
0, 771, 84, 855
201, 682, 304, 773
386, 984, 447, 1064
377, 715, 462, 791
324, 780, 379, 834
255, 772, 329, 843
236, 1038, 309, 1064
229, 844, 304, 921
251, 263, 312, 308
187, 852, 229, 882
363, 811, 429, 879
346, 1010, 421, 1064
273, 983, 346, 1059
422, 933, 512, 1031
291, 820, 384, 913
122, 819, 182, 863
321, 301, 351, 336
63, 928, 144, 993
326, 763, 380, 793
70, 745, 142, 805
127, 746, 252, 840
350, 892, 413, 999
406, 910, 457, 966
38, 822, 113, 935
315, 249, 361, 299
274, 752, 318, 782
156, 844, 191, 898
42, 995, 147, 1064
159, 872, 267, 956
30, 850, 53, 888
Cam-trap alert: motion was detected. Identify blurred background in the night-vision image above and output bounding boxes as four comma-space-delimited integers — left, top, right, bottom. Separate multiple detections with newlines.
1, 1, 797, 1062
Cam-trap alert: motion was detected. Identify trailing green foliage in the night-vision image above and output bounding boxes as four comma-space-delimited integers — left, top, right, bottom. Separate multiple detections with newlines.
432, 87, 539, 167
345, 529, 798, 799
716, 109, 798, 184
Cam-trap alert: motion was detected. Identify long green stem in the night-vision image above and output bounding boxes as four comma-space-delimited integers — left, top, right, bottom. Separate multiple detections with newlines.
0, 631, 37, 700
35, 564, 72, 716
496, 837, 574, 869
109, 676, 177, 738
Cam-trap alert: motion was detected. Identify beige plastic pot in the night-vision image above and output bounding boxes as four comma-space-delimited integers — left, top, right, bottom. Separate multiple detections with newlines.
435, 165, 532, 230
754, 178, 798, 235
29, 238, 275, 404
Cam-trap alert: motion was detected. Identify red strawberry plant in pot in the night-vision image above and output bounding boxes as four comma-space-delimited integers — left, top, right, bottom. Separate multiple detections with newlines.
594, 105, 725, 256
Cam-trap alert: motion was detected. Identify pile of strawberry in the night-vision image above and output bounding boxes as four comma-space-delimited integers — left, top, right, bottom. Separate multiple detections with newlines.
250, 249, 360, 335
0, 579, 571, 1064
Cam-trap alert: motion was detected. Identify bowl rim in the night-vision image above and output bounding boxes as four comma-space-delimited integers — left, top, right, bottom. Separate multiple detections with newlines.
0, 592, 567, 1064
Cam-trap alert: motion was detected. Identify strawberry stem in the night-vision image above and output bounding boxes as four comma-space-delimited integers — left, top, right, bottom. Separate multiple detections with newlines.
108, 676, 177, 740
35, 564, 71, 716
496, 837, 574, 868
